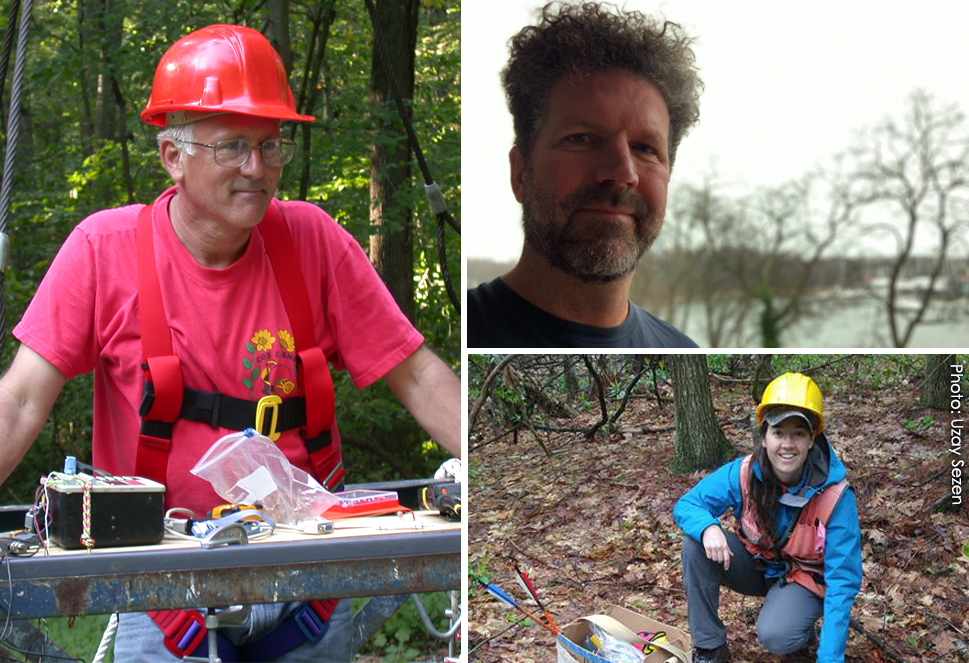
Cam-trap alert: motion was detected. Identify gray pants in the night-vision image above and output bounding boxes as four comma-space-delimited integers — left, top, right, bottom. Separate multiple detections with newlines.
113, 598, 352, 662
681, 532, 822, 654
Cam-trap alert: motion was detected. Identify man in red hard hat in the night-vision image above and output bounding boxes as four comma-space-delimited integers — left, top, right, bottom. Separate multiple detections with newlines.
0, 24, 460, 662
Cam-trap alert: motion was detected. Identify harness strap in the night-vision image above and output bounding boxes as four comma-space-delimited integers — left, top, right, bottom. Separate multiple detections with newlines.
135, 205, 182, 484
139, 202, 343, 657
134, 201, 343, 490
141, 386, 311, 437
260, 202, 342, 487
239, 599, 339, 660
149, 600, 339, 660
259, 202, 335, 439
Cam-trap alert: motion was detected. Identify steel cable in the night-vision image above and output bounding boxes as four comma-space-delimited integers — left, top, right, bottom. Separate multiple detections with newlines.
363, 0, 460, 312
0, 0, 32, 342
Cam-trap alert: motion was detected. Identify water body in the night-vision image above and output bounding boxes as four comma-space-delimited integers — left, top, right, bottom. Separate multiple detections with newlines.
679, 297, 967, 348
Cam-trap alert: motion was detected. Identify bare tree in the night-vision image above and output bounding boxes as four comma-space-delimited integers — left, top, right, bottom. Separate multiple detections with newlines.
663, 177, 754, 347
847, 90, 969, 347
469, 355, 663, 450
739, 174, 855, 347
666, 172, 854, 347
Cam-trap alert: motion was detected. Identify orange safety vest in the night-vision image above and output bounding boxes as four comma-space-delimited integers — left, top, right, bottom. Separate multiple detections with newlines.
737, 455, 849, 597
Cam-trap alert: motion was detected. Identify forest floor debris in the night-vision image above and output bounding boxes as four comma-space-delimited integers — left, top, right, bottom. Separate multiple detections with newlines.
469, 378, 969, 662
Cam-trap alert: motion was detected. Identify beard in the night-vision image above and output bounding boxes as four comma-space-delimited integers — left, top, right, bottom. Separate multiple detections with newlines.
520, 169, 664, 284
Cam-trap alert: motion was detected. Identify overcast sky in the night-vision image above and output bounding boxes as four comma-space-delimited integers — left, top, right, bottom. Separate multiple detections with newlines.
462, 0, 969, 264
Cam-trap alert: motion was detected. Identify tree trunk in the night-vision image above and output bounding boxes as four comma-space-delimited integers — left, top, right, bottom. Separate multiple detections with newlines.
75, 2, 96, 149
78, 0, 132, 203
671, 355, 732, 471
751, 354, 774, 405
266, 0, 293, 76
88, 0, 124, 143
757, 289, 782, 348
292, 1, 336, 201
368, 0, 418, 321
564, 357, 579, 405
920, 354, 955, 410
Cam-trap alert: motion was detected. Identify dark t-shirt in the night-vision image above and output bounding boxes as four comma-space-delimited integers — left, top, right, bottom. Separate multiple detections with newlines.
467, 277, 699, 348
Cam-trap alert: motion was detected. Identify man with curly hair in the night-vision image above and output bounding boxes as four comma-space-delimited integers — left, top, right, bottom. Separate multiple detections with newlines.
468, 1, 703, 348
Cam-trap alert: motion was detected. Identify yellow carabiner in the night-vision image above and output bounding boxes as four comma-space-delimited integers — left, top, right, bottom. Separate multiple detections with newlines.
254, 395, 283, 441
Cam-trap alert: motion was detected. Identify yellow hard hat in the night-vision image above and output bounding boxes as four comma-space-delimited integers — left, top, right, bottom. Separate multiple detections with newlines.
755, 372, 824, 432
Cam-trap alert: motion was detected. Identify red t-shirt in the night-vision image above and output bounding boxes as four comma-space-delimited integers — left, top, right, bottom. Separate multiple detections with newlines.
15, 186, 423, 514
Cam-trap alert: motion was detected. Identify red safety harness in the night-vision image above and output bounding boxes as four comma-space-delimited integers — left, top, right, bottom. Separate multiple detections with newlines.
135, 200, 342, 658
148, 599, 340, 660
134, 200, 344, 493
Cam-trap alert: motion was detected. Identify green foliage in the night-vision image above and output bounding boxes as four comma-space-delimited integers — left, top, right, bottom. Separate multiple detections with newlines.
470, 552, 492, 585
357, 593, 454, 662
644, 363, 670, 390
749, 354, 926, 396
493, 386, 521, 408
468, 354, 500, 400
40, 615, 114, 663
704, 354, 736, 374
468, 457, 483, 482
334, 368, 452, 484
608, 383, 628, 399
903, 416, 935, 432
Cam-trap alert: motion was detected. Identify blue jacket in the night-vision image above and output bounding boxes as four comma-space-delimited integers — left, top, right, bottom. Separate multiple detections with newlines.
673, 435, 862, 663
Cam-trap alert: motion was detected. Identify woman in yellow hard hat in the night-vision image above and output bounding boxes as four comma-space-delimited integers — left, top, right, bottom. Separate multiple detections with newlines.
673, 373, 862, 663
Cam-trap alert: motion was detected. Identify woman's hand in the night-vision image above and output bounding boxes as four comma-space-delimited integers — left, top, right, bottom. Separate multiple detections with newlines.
702, 525, 733, 571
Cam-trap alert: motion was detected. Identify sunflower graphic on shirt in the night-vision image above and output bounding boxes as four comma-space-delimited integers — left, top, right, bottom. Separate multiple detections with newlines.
243, 329, 297, 398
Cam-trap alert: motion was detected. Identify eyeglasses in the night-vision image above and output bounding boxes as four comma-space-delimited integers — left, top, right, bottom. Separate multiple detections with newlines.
178, 137, 297, 168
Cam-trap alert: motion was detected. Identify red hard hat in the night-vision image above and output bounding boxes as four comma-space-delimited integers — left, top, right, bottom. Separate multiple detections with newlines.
141, 24, 315, 127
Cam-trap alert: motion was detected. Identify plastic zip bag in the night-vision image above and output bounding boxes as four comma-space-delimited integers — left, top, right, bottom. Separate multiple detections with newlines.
191, 428, 339, 524
585, 623, 645, 663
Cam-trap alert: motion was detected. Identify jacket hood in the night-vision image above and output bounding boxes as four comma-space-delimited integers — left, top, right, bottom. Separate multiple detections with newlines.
752, 433, 847, 505
803, 433, 847, 490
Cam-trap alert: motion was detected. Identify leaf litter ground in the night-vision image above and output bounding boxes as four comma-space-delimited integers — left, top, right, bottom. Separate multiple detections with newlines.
468, 381, 969, 662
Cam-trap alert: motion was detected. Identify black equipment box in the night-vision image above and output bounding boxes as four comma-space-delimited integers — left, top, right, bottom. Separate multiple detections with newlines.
47, 475, 165, 550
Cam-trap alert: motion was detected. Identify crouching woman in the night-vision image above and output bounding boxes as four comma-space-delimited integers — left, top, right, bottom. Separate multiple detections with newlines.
673, 373, 862, 663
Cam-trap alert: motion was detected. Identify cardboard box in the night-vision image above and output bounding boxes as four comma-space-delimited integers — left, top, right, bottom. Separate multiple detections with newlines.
557, 605, 691, 663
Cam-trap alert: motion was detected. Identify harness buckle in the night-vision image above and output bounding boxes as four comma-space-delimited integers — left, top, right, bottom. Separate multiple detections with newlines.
255, 395, 283, 441
139, 381, 156, 417
293, 603, 328, 643
150, 609, 206, 659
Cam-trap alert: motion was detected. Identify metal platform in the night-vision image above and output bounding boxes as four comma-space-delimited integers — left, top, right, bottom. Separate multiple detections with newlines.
3, 527, 459, 619
0, 481, 461, 658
